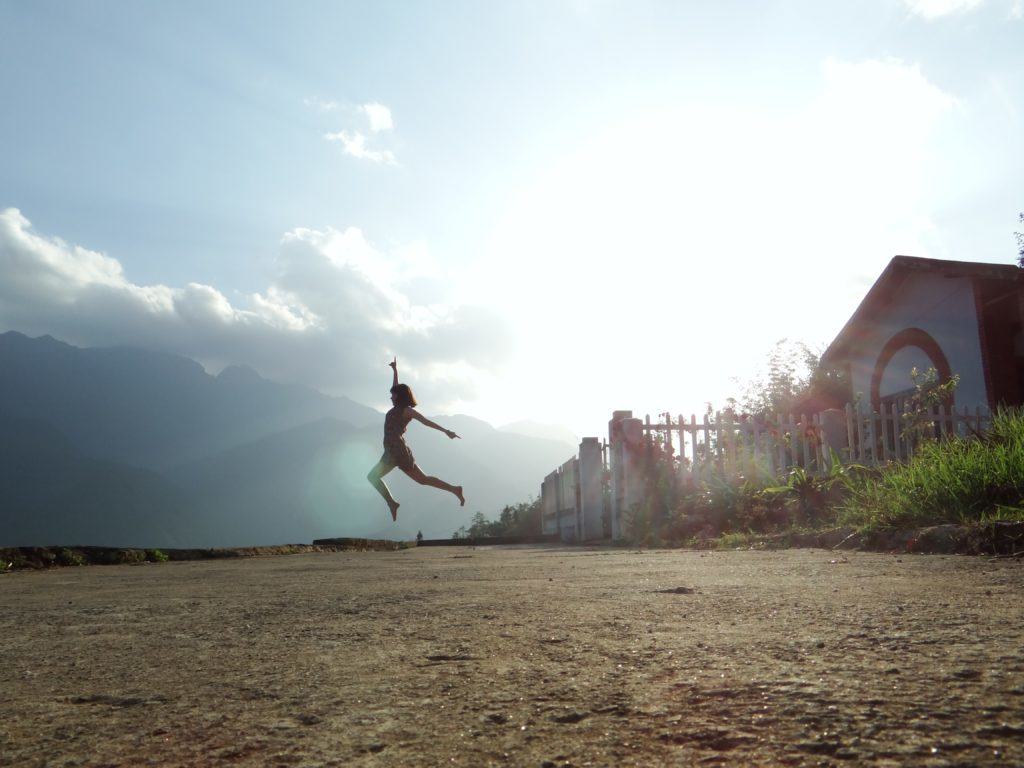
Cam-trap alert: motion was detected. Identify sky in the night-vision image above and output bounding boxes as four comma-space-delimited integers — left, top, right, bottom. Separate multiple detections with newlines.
1, 0, 1022, 439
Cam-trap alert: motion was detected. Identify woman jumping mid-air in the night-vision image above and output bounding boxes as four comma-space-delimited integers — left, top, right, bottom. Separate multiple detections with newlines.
367, 358, 465, 521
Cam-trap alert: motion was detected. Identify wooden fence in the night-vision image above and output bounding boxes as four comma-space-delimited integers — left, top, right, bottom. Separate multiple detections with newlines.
540, 404, 994, 542
645, 403, 993, 480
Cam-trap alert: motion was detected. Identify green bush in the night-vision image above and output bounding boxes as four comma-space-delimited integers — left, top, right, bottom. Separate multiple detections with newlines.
841, 408, 1024, 531
57, 548, 86, 566
145, 549, 169, 563
622, 439, 874, 546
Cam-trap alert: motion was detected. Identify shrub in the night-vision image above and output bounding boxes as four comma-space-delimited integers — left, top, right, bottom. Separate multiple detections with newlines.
841, 408, 1024, 530
57, 548, 86, 566
145, 549, 169, 563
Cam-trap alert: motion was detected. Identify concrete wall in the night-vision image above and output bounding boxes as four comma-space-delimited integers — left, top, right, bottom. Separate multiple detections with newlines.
557, 457, 579, 542
541, 471, 559, 536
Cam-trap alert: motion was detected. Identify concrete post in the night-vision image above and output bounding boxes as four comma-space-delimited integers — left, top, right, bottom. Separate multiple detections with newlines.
608, 410, 644, 539
818, 408, 848, 465
578, 437, 604, 541
608, 411, 630, 539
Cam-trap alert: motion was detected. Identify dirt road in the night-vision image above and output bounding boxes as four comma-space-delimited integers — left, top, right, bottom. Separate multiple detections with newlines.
2, 546, 1022, 766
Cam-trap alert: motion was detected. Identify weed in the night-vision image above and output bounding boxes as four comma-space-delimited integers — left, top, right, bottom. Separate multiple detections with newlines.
716, 531, 757, 550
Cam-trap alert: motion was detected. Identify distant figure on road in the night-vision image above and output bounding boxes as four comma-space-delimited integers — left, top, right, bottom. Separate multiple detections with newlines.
367, 358, 465, 521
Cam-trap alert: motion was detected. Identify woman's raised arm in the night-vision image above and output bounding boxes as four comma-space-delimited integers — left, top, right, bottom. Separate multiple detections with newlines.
389, 357, 399, 389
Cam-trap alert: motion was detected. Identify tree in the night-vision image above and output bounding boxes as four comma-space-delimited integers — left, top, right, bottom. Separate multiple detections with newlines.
449, 499, 542, 539
732, 339, 848, 417
1016, 212, 1024, 268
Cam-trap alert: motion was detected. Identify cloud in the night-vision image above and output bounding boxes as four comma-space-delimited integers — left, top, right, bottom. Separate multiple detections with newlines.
323, 130, 398, 165
1011, 0, 1023, 18
903, 0, 984, 18
314, 100, 398, 164
816, 57, 957, 133
360, 102, 394, 132
0, 208, 510, 408
303, 96, 341, 112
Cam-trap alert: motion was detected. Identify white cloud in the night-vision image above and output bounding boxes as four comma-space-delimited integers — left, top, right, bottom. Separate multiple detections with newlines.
903, 0, 984, 18
360, 102, 394, 132
315, 100, 398, 164
1011, 0, 1023, 18
303, 96, 341, 112
323, 130, 398, 165
0, 208, 509, 408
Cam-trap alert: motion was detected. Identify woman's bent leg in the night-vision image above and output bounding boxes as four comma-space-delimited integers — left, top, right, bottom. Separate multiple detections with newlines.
367, 460, 401, 520
403, 464, 465, 506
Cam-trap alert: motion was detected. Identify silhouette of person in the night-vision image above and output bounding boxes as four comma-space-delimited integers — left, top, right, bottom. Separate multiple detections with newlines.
366, 358, 465, 521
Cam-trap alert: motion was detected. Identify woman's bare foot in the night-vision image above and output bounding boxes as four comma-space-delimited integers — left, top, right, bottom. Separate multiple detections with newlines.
388, 500, 400, 521
454, 486, 465, 507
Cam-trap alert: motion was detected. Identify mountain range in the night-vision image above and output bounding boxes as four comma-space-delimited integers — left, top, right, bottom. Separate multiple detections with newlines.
0, 332, 577, 547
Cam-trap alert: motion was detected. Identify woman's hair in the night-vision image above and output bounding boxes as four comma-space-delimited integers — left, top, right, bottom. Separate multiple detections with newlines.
390, 383, 417, 408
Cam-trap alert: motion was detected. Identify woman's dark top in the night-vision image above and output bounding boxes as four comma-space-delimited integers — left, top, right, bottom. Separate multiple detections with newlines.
381, 406, 415, 471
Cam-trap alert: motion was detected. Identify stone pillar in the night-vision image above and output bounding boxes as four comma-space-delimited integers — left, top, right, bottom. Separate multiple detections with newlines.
578, 437, 604, 541
609, 411, 644, 539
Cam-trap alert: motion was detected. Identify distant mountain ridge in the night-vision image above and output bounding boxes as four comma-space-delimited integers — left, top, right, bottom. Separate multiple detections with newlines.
0, 331, 379, 469
0, 332, 575, 546
0, 416, 196, 547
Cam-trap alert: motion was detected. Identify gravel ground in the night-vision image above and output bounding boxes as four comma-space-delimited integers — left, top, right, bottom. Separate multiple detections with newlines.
1, 545, 1022, 767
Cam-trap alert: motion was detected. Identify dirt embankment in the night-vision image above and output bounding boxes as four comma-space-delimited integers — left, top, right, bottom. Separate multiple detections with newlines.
2, 546, 1022, 766
0, 538, 407, 571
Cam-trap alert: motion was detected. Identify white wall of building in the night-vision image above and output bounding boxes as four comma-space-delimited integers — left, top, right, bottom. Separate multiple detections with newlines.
846, 273, 987, 408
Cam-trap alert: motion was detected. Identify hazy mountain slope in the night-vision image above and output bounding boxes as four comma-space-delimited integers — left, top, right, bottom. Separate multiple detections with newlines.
169, 415, 575, 543
498, 419, 579, 450
0, 417, 197, 547
412, 418, 576, 497
0, 331, 575, 545
0, 331, 380, 469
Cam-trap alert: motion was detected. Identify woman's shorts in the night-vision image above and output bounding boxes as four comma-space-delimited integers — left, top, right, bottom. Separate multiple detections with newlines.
381, 439, 415, 472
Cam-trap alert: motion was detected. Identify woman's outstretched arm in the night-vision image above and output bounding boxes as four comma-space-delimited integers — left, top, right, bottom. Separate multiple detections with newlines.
409, 408, 460, 439
389, 357, 399, 389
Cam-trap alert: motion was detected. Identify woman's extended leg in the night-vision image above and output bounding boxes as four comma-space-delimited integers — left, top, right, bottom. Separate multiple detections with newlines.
403, 463, 465, 506
367, 460, 401, 520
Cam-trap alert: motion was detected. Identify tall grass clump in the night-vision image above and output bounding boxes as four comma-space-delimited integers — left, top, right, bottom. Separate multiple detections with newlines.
841, 408, 1024, 530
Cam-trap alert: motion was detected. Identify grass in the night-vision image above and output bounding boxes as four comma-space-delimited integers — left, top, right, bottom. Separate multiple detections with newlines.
841, 408, 1024, 531
716, 531, 757, 550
